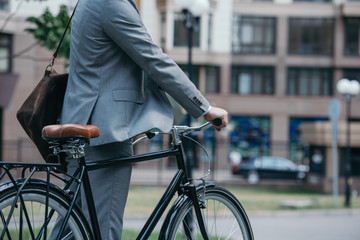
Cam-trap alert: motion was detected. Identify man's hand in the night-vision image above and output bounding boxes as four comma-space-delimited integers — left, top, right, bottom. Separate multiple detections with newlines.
203, 107, 228, 131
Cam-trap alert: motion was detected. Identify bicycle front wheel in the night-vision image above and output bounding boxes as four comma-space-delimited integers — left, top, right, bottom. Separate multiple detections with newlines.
0, 181, 92, 240
167, 186, 254, 240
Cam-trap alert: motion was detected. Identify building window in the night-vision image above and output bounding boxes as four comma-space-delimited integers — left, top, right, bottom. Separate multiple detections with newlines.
289, 117, 327, 166
201, 127, 216, 163
344, 18, 360, 56
343, 69, 360, 81
287, 68, 333, 96
232, 15, 276, 54
340, 146, 360, 177
229, 116, 271, 160
179, 64, 200, 88
205, 66, 220, 93
231, 66, 274, 95
289, 18, 334, 55
173, 12, 200, 47
0, 0, 9, 11
0, 34, 12, 73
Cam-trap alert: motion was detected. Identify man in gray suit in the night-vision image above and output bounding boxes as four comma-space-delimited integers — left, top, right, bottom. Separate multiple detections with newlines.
60, 0, 228, 239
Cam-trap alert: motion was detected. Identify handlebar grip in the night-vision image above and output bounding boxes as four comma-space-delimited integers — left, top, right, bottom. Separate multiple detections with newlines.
213, 118, 222, 127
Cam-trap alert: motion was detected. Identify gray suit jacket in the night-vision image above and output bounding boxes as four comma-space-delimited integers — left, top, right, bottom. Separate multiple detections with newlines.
60, 0, 210, 146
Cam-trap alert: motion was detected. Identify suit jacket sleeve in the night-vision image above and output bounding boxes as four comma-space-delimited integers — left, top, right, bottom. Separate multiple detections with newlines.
101, 0, 210, 119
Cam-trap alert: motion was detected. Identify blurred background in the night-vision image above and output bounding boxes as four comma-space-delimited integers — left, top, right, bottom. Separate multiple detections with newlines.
1, 0, 360, 208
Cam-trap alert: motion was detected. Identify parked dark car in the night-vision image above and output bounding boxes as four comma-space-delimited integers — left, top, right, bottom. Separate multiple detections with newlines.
232, 156, 309, 184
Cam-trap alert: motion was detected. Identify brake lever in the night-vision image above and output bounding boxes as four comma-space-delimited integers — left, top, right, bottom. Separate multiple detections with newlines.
132, 131, 160, 146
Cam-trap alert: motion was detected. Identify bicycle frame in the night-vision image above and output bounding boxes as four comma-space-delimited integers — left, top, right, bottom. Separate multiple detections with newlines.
0, 124, 213, 240
78, 141, 210, 240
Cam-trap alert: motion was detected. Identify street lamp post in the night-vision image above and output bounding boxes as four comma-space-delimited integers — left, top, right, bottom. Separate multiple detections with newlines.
175, 0, 210, 179
174, 0, 209, 80
336, 78, 360, 207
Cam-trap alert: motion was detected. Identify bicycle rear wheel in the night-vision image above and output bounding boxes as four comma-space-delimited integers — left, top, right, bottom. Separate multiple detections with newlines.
167, 186, 254, 240
0, 181, 92, 240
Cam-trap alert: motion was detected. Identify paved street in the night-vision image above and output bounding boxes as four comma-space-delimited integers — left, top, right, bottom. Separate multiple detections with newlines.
249, 210, 360, 240
124, 209, 360, 239
127, 167, 360, 239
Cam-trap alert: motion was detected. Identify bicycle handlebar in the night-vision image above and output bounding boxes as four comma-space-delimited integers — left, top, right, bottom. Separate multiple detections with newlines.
175, 118, 222, 134
132, 119, 222, 146
212, 118, 222, 126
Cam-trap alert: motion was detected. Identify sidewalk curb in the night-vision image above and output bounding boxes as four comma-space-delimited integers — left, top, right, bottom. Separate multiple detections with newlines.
124, 209, 360, 222
248, 208, 360, 218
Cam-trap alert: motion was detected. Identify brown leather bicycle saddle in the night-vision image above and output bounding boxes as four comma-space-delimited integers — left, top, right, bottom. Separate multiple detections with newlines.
42, 124, 100, 142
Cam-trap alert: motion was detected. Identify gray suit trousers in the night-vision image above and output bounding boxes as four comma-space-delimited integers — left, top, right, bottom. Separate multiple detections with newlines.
51, 141, 133, 240
81, 141, 133, 240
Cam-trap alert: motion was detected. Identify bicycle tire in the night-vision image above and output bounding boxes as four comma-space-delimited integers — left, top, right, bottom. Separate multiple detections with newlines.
0, 181, 92, 240
166, 185, 254, 240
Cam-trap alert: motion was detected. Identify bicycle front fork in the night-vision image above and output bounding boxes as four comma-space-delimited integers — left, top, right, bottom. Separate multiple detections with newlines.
186, 184, 209, 240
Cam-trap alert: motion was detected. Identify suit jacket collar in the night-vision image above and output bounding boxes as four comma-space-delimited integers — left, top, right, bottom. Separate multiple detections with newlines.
127, 0, 139, 14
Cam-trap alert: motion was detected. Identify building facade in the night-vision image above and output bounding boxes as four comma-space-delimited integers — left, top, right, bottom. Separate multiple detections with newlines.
0, 0, 71, 165
1, 0, 360, 192
139, 0, 360, 192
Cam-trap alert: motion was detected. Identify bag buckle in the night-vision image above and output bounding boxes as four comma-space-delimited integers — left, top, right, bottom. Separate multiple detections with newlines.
46, 58, 55, 71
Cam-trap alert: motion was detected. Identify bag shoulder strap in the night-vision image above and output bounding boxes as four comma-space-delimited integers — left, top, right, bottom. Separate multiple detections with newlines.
48, 2, 78, 69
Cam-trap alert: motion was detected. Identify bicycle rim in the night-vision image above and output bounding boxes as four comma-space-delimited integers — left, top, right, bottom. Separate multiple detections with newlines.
167, 186, 253, 240
0, 184, 91, 240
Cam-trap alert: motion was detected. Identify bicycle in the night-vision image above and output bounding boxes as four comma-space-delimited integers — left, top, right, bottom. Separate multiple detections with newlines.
0, 120, 254, 240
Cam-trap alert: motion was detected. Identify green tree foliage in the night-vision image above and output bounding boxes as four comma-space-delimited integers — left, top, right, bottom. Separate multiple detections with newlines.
25, 5, 71, 60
